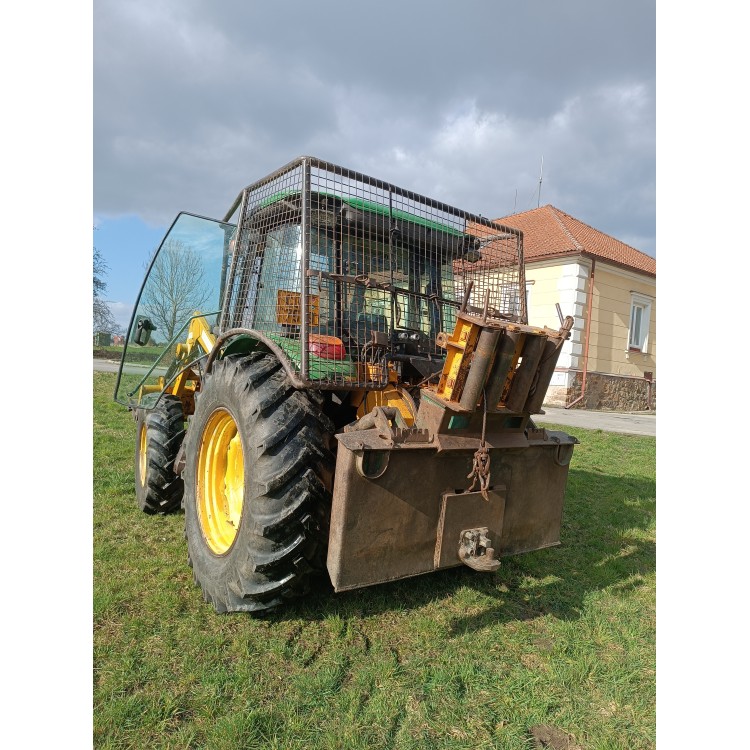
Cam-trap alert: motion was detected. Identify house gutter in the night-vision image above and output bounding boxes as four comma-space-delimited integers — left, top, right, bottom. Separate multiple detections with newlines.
524, 249, 654, 279
565, 258, 595, 409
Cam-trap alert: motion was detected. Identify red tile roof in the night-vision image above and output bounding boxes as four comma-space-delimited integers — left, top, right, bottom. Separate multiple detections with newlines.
495, 205, 656, 277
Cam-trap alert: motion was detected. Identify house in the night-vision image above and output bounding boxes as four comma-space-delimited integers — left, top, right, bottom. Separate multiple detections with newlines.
495, 205, 656, 411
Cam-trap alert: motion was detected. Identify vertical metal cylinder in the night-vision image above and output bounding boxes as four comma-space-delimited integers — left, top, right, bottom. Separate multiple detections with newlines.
458, 327, 501, 411
505, 333, 546, 412
484, 331, 520, 410
523, 337, 560, 414
525, 315, 574, 413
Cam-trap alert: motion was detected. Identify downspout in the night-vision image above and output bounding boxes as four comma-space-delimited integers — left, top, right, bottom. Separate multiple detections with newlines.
644, 372, 653, 410
565, 258, 595, 409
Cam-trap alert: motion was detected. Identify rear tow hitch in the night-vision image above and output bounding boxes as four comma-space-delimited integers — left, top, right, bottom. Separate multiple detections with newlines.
458, 527, 500, 572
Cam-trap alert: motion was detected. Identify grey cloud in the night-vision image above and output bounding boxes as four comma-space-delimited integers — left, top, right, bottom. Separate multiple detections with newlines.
95, 0, 655, 254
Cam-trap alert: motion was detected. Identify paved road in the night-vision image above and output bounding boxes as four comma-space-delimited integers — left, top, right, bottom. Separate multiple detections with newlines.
534, 406, 655, 437
93, 358, 122, 374
94, 358, 655, 436
93, 358, 168, 376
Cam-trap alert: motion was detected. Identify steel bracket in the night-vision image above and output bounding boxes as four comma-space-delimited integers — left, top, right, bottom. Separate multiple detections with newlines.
458, 527, 501, 572
392, 427, 432, 444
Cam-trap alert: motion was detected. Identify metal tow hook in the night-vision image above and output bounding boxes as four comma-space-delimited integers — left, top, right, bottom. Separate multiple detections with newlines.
458, 527, 501, 572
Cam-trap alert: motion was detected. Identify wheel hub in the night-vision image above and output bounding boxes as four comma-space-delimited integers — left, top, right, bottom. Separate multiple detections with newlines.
196, 408, 244, 554
138, 420, 148, 486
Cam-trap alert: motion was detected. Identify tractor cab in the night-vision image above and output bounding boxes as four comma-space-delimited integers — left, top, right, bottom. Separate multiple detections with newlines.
115, 181, 503, 411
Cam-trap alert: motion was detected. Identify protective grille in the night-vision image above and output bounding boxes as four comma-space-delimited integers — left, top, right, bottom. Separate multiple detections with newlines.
222, 157, 525, 389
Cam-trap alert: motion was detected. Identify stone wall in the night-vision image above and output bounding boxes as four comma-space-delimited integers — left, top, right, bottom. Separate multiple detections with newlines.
542, 385, 570, 408
543, 371, 656, 412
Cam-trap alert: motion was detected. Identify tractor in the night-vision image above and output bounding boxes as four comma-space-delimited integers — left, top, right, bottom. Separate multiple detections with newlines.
114, 156, 578, 614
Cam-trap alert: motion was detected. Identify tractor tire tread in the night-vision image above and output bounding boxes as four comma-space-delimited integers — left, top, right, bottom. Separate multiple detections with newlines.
184, 353, 334, 614
135, 395, 185, 514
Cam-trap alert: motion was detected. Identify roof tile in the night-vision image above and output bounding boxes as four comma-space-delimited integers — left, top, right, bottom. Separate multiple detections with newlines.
495, 205, 656, 276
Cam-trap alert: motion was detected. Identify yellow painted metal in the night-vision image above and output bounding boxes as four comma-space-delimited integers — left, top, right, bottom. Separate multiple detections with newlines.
350, 364, 416, 424
355, 361, 387, 384
356, 385, 417, 426
435, 315, 481, 403
276, 289, 320, 327
169, 314, 216, 411
138, 420, 148, 486
196, 408, 244, 555
138, 375, 166, 406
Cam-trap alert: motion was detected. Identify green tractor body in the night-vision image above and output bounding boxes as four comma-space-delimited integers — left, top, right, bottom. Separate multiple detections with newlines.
115, 156, 577, 613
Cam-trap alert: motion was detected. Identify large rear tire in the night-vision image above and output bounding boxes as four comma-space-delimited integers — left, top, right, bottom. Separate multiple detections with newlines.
134, 395, 185, 514
183, 352, 335, 614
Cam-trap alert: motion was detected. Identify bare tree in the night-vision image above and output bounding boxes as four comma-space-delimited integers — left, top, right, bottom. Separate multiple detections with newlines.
140, 239, 211, 343
94, 246, 118, 334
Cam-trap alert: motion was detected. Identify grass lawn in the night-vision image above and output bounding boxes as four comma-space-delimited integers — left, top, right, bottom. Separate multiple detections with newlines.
94, 344, 169, 363
93, 371, 655, 749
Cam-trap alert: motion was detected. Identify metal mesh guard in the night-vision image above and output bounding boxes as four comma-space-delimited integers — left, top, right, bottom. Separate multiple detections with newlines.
221, 157, 525, 389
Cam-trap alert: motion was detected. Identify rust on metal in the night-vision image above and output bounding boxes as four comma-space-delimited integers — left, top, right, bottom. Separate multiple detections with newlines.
435, 492, 505, 569
326, 426, 577, 592
426, 308, 574, 417
457, 528, 501, 572
503, 332, 547, 412
458, 327, 501, 411
466, 444, 491, 498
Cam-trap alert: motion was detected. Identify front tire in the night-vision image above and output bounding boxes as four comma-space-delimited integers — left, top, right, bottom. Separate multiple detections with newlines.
134, 395, 185, 514
183, 353, 335, 613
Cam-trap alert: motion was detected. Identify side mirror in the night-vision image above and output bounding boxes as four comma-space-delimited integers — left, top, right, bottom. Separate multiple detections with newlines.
133, 316, 156, 346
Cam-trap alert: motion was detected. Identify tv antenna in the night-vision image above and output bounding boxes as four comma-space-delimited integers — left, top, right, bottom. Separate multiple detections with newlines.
537, 155, 544, 208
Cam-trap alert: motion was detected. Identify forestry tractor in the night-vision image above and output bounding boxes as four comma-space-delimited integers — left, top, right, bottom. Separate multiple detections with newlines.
114, 156, 578, 613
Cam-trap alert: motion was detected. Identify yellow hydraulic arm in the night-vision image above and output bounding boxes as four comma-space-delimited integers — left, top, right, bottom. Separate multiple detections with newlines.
168, 314, 216, 413
138, 314, 216, 415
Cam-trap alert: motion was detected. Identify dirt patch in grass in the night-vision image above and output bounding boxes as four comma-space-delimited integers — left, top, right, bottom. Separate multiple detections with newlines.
530, 724, 583, 749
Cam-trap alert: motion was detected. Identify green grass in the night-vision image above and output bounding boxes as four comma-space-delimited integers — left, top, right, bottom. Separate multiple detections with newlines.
94, 344, 169, 363
94, 372, 655, 749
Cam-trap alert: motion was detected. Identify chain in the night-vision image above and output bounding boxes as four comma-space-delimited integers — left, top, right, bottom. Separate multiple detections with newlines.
467, 389, 491, 500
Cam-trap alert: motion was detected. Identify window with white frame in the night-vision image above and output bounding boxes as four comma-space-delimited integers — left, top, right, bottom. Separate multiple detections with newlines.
498, 282, 533, 319
628, 293, 652, 353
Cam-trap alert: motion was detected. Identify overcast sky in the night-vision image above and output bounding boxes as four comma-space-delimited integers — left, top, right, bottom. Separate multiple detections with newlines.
94, 0, 655, 324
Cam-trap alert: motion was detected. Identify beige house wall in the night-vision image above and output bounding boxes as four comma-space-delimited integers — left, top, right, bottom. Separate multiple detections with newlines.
524, 259, 588, 371
588, 265, 656, 379
523, 257, 656, 409
524, 259, 656, 379
524, 263, 568, 329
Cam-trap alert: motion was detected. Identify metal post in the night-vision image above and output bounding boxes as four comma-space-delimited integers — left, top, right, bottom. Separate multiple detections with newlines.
300, 159, 311, 379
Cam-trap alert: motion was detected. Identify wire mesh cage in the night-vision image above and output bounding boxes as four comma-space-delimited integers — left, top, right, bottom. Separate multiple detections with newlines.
221, 156, 525, 389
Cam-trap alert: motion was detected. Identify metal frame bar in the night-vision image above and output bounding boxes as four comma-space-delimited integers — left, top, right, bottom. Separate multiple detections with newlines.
220, 156, 526, 391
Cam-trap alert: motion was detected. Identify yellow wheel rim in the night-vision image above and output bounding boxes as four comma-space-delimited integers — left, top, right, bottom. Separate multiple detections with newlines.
196, 408, 245, 554
138, 420, 148, 486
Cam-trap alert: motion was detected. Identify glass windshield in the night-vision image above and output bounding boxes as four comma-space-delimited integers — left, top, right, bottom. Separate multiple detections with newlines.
115, 213, 235, 407
226, 219, 457, 364
336, 235, 458, 344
